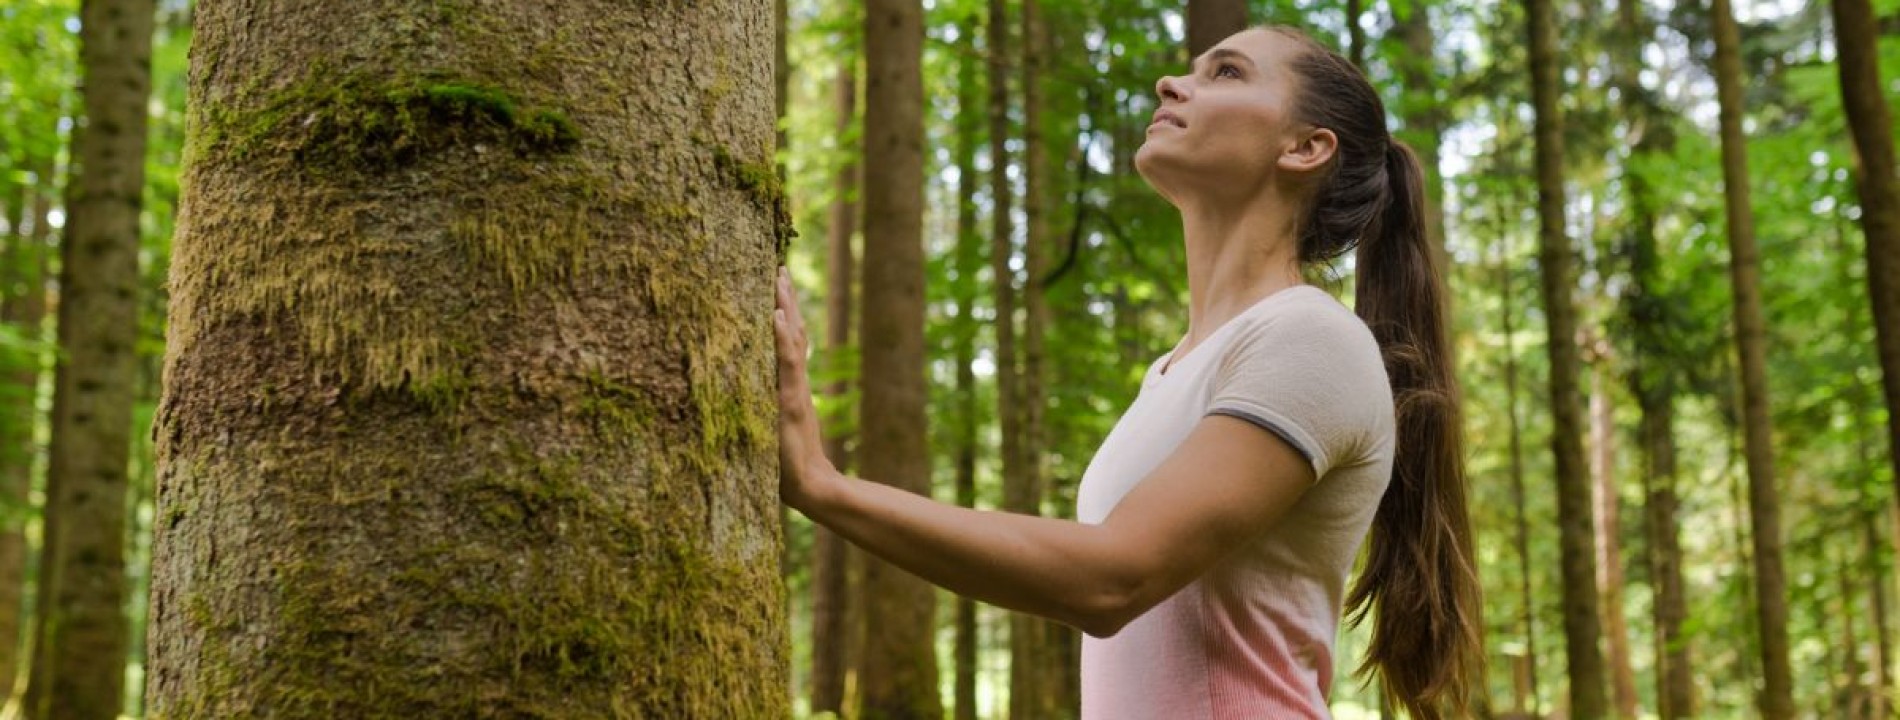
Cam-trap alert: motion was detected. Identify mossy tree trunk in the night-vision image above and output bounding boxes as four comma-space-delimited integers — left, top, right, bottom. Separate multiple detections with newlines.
28, 0, 155, 717
1186, 0, 1246, 57
811, 50, 859, 719
1708, 0, 1795, 715
147, 1, 788, 716
856, 0, 940, 717
1526, 0, 1608, 711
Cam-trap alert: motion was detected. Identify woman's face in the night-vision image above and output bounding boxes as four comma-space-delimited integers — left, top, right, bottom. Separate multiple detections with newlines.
1135, 29, 1315, 204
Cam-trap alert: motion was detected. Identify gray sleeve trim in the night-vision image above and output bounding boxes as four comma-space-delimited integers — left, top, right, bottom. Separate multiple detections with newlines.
1206, 407, 1318, 469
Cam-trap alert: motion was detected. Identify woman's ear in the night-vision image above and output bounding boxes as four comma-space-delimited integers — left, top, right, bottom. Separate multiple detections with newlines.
1277, 127, 1337, 175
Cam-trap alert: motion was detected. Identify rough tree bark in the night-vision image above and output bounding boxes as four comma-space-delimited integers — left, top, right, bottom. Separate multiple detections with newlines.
811, 53, 859, 718
1186, 0, 1246, 58
1525, 0, 1608, 712
147, 1, 788, 716
29, 0, 154, 717
856, 0, 942, 717
1709, 0, 1796, 714
1012, 0, 1055, 715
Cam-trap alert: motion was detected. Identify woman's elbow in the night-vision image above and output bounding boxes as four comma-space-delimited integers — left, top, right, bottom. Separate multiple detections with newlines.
1071, 581, 1149, 639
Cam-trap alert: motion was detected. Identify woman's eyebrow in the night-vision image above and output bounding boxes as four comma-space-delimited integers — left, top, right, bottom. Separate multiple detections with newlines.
1192, 48, 1259, 72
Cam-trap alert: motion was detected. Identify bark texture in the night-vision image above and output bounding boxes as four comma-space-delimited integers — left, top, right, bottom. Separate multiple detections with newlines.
1186, 0, 1247, 57
148, 1, 788, 716
1011, 0, 1056, 716
811, 56, 859, 718
1709, 0, 1795, 714
1832, 0, 1900, 548
32, 0, 155, 717
1525, 0, 1608, 712
856, 0, 941, 717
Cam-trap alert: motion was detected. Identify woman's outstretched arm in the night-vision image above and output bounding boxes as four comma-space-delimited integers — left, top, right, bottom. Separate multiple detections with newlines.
774, 268, 1316, 637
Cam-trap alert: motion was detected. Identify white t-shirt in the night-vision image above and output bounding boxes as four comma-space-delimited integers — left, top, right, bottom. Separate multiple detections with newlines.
1076, 284, 1396, 720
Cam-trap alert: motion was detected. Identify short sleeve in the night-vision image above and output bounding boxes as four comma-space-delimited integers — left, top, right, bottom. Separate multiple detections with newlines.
1203, 303, 1393, 481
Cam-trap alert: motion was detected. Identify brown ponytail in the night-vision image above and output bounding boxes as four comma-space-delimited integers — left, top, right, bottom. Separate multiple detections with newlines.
1268, 26, 1483, 718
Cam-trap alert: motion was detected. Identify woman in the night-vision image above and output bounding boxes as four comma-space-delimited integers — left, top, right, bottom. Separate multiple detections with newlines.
773, 25, 1481, 719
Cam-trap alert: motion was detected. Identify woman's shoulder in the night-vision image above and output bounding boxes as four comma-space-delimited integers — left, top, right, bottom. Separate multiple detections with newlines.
1236, 285, 1379, 352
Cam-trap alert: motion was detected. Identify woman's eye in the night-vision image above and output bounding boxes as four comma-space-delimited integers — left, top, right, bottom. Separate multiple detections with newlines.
1214, 63, 1242, 79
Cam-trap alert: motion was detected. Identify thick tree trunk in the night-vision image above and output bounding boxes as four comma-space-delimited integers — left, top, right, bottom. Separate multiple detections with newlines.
1589, 356, 1639, 719
1709, 0, 1796, 715
1186, 0, 1246, 57
1525, 0, 1608, 712
0, 169, 49, 706
1638, 397, 1694, 718
30, 1, 155, 717
1832, 0, 1900, 537
857, 0, 941, 717
811, 56, 859, 719
953, 20, 983, 720
147, 1, 788, 715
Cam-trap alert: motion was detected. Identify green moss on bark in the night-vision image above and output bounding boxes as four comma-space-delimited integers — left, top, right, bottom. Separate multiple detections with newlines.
199, 75, 578, 169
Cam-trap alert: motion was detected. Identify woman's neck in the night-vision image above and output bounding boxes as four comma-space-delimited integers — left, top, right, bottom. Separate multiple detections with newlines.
1176, 193, 1305, 350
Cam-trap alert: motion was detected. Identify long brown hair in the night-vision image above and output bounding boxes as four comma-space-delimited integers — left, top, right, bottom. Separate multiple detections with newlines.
1268, 26, 1483, 718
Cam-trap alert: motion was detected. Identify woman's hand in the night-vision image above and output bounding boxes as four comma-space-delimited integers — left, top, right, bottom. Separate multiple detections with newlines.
773, 266, 837, 511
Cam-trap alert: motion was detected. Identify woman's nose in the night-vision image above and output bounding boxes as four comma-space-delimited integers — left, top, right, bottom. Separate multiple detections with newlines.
1156, 74, 1187, 104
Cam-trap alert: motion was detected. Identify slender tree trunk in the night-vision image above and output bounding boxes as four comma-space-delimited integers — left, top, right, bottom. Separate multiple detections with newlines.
1832, 0, 1900, 533
0, 167, 48, 706
1865, 502, 1893, 720
29, 0, 155, 716
1011, 0, 1056, 716
1496, 201, 1539, 717
858, 0, 941, 717
952, 19, 983, 720
984, 0, 1032, 715
1709, 0, 1796, 714
812, 55, 859, 719
1186, 0, 1246, 57
1610, 2, 1694, 712
148, 1, 788, 715
1839, 542, 1867, 719
1588, 354, 1639, 719
1345, 0, 1366, 69
1393, 5, 1448, 279
1527, 0, 1607, 713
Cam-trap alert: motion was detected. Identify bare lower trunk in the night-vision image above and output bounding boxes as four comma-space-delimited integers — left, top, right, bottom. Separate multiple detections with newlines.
1495, 197, 1539, 717
952, 23, 982, 720
147, 1, 788, 715
1710, 0, 1796, 714
857, 0, 941, 717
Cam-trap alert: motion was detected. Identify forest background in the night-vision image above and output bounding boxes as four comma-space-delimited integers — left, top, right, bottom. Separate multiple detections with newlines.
3, 0, 1900, 717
